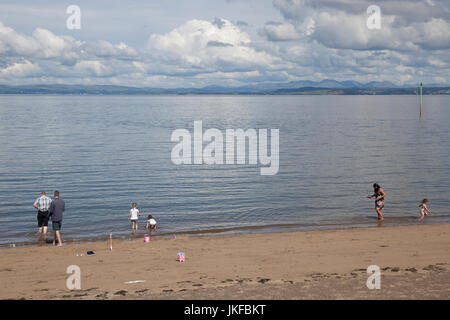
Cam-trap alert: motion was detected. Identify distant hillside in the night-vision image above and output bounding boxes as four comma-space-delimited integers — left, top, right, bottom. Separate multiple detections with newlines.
0, 81, 449, 95
271, 87, 450, 95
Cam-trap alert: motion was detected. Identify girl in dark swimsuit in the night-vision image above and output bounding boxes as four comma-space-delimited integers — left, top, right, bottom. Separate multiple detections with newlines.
367, 183, 386, 221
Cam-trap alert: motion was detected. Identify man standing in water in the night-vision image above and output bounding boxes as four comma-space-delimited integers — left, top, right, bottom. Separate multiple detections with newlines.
33, 192, 52, 237
49, 191, 65, 246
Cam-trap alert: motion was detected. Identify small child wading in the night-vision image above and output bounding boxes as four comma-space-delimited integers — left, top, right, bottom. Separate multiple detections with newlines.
419, 199, 431, 222
146, 215, 157, 233
128, 203, 140, 233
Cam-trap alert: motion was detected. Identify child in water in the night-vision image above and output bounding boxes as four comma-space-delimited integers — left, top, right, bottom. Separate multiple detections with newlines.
128, 202, 140, 233
146, 215, 157, 233
419, 199, 431, 222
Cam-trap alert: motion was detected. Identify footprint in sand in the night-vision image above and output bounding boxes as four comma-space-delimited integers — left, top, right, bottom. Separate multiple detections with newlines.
135, 289, 149, 294
114, 290, 127, 296
423, 264, 446, 272
73, 293, 88, 297
177, 280, 193, 284
236, 278, 252, 284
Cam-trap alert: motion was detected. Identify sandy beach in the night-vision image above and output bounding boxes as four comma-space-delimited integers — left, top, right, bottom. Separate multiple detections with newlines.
0, 223, 449, 300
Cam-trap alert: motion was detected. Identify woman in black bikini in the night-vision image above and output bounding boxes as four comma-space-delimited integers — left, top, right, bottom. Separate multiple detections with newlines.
367, 183, 386, 221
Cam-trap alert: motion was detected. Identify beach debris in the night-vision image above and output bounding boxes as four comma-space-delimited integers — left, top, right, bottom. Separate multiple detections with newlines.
10, 243, 15, 248
177, 252, 185, 262
76, 253, 83, 257
124, 280, 146, 284
86, 251, 96, 256
144, 235, 150, 243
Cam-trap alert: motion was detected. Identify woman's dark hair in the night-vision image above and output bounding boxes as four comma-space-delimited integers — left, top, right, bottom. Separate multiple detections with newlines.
422, 198, 428, 204
373, 183, 381, 193
148, 215, 153, 219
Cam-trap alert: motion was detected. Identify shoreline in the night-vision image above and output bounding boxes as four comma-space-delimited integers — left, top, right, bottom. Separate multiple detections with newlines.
2, 216, 449, 249
1, 223, 449, 299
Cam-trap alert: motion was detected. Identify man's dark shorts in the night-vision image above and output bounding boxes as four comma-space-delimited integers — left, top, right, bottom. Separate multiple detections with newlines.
37, 211, 49, 227
52, 220, 62, 231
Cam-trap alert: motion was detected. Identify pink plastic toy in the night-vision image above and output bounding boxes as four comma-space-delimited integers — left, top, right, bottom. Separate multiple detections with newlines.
109, 233, 112, 251
177, 252, 185, 262
144, 235, 150, 243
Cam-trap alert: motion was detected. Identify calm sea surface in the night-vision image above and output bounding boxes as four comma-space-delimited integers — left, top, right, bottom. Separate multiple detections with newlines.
0, 95, 449, 245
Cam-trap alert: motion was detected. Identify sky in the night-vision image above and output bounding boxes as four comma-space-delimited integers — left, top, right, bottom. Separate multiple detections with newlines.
0, 0, 449, 87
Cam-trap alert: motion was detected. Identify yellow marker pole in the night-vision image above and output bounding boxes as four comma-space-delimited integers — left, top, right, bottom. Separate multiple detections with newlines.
420, 82, 422, 118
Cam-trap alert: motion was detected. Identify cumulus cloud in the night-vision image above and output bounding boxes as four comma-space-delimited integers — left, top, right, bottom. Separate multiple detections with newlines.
415, 18, 450, 50
270, 0, 450, 51
0, 19, 290, 87
0, 0, 448, 89
148, 18, 279, 70
73, 60, 111, 77
274, 0, 450, 24
0, 20, 150, 85
0, 59, 40, 77
258, 21, 303, 41
0, 22, 81, 60
82, 40, 138, 59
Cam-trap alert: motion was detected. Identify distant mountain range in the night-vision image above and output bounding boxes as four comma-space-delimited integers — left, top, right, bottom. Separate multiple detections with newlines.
0, 80, 449, 95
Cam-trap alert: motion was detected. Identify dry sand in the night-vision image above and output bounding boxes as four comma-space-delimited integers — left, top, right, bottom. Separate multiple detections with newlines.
0, 223, 449, 300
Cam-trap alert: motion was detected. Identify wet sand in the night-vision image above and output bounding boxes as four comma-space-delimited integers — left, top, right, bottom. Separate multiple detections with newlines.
0, 223, 449, 300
